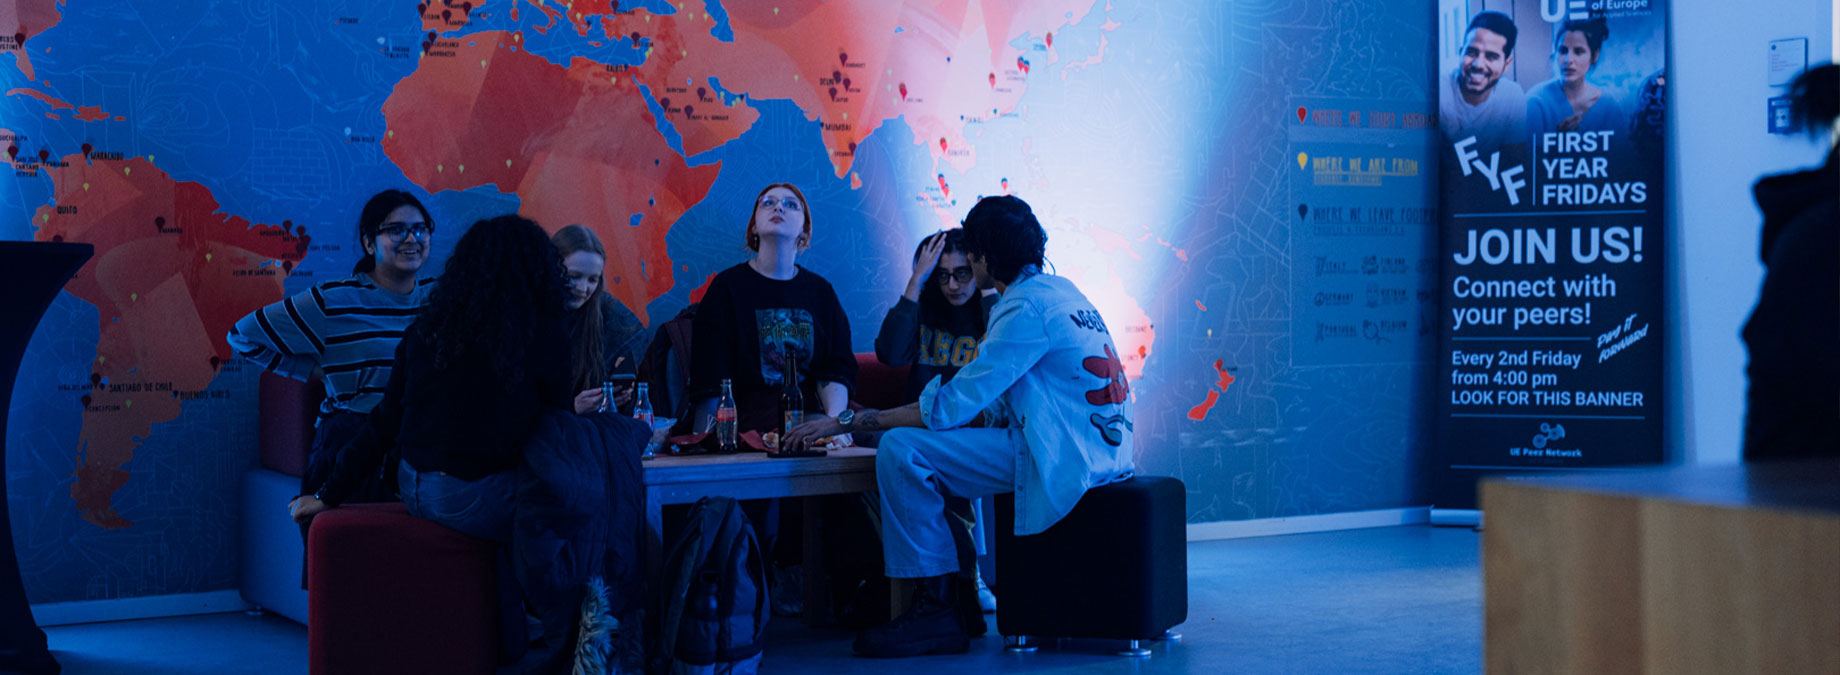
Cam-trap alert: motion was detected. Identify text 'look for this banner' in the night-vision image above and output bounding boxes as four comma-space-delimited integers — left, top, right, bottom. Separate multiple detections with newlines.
1434, 0, 1667, 508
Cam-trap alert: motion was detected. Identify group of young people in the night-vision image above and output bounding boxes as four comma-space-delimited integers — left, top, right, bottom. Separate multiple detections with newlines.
229, 183, 1136, 661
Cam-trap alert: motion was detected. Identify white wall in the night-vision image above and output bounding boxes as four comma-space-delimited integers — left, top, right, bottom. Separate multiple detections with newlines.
1668, 0, 1834, 465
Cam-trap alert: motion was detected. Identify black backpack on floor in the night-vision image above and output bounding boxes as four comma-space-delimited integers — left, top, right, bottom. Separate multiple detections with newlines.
651, 496, 769, 675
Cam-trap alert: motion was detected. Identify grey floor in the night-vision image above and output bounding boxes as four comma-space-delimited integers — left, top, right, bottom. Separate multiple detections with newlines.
45, 525, 1481, 674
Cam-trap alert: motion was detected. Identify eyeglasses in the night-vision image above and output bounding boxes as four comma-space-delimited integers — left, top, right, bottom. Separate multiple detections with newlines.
757, 196, 803, 212
933, 268, 975, 285
376, 221, 434, 239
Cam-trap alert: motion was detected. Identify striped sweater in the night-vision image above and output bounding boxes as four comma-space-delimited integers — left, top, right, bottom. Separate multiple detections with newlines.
228, 274, 436, 416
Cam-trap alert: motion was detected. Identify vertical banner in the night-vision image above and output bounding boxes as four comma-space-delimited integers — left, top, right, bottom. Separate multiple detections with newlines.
1433, 0, 1668, 508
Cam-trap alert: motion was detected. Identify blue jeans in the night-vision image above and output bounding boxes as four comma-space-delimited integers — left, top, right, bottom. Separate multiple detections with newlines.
876, 427, 1020, 578
397, 459, 515, 543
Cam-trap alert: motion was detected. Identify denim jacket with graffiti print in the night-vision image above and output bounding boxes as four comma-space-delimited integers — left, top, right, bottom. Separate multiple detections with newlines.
919, 267, 1136, 535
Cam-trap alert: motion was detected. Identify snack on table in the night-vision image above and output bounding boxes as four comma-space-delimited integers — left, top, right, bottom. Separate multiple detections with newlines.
760, 431, 838, 452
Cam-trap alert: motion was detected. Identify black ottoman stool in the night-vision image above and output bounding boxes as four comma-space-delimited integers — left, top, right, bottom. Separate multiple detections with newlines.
994, 475, 1187, 657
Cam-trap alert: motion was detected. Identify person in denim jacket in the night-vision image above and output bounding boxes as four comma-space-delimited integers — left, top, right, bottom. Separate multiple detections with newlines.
787, 195, 1135, 658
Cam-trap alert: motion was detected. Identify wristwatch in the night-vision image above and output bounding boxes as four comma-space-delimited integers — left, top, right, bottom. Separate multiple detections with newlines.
837, 409, 855, 432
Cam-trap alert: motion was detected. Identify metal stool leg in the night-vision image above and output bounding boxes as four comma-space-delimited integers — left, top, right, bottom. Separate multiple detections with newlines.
1118, 639, 1152, 657
1156, 629, 1181, 642
1004, 635, 1040, 653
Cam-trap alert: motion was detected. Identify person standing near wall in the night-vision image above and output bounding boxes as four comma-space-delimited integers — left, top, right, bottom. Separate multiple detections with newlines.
1742, 63, 1839, 462
228, 189, 437, 505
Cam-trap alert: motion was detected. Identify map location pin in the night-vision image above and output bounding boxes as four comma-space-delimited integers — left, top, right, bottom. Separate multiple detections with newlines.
938, 137, 947, 152
1001, 177, 1009, 191
660, 97, 672, 111
829, 87, 837, 101
5, 146, 14, 160
842, 77, 851, 90
988, 73, 996, 88
1045, 33, 1053, 48
1297, 107, 1307, 123
898, 83, 907, 100
697, 86, 706, 100
684, 104, 695, 118
1298, 204, 1309, 219
1016, 57, 1029, 75
832, 70, 842, 84
1297, 152, 1308, 170
838, 52, 848, 66
81, 143, 92, 157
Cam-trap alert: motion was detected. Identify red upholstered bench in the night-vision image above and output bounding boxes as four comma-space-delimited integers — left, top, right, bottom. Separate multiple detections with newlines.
297, 352, 908, 673
852, 353, 910, 411
307, 503, 499, 675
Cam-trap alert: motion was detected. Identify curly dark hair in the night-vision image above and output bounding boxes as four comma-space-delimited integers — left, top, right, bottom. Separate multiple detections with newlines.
960, 195, 1047, 285
415, 214, 569, 384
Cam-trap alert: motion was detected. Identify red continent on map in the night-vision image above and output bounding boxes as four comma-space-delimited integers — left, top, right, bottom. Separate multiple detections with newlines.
420, 0, 484, 33
34, 155, 302, 529
382, 31, 721, 324
589, 0, 1094, 178
2, 0, 62, 80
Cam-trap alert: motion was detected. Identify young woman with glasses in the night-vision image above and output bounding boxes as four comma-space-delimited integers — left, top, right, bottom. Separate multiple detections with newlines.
687, 183, 858, 444
229, 189, 438, 507
683, 183, 862, 617
871, 227, 999, 631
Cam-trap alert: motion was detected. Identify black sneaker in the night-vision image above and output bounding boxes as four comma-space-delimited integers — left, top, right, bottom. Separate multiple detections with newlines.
853, 576, 970, 658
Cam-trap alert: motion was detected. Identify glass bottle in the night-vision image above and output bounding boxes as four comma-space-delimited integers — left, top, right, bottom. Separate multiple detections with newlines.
780, 369, 804, 440
715, 378, 738, 453
633, 382, 655, 459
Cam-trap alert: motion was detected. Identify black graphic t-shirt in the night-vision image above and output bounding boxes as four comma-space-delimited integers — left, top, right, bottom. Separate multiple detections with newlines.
755, 307, 815, 387
691, 263, 857, 433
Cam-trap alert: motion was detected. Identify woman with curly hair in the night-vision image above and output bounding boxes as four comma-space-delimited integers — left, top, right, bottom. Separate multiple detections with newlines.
289, 214, 572, 542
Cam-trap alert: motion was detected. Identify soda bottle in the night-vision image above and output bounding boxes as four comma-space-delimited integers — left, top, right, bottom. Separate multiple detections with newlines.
633, 382, 656, 459
715, 378, 738, 453
780, 369, 804, 440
